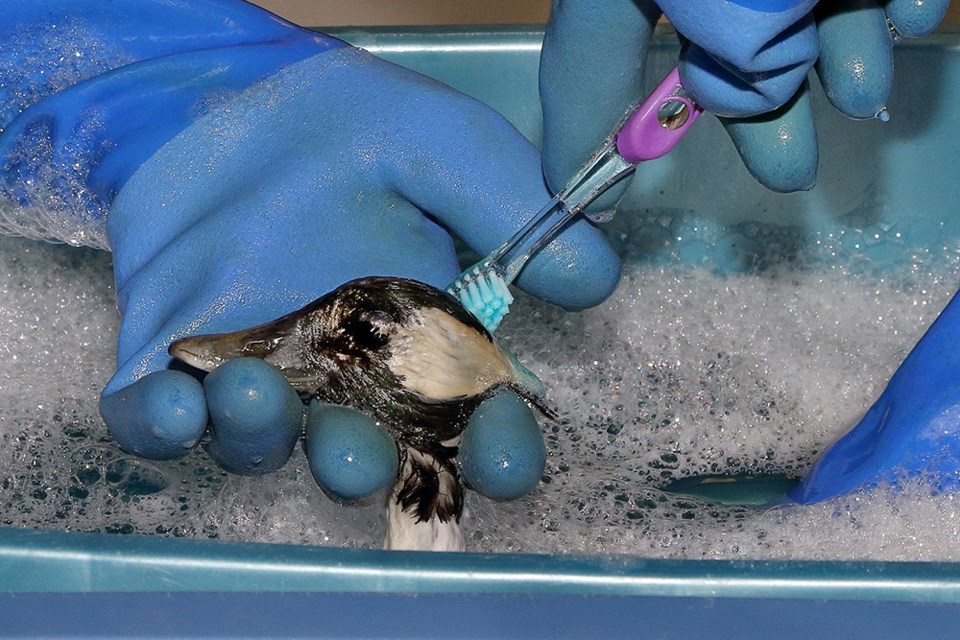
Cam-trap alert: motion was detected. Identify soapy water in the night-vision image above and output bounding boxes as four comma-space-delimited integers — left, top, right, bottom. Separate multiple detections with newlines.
0, 19, 133, 249
1, 215, 959, 561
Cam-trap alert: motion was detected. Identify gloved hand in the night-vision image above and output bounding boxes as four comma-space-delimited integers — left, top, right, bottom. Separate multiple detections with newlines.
0, 1, 620, 499
539, 0, 950, 202
540, 0, 957, 505
789, 288, 960, 503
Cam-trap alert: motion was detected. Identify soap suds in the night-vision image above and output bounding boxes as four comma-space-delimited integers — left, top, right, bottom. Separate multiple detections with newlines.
0, 215, 958, 560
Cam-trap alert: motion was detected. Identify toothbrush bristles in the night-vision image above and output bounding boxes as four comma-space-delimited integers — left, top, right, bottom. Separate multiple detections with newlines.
448, 266, 513, 333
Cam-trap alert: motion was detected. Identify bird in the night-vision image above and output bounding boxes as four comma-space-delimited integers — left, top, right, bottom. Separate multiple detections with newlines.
169, 276, 549, 528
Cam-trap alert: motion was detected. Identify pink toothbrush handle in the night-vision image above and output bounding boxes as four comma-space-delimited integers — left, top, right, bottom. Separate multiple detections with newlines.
615, 66, 703, 164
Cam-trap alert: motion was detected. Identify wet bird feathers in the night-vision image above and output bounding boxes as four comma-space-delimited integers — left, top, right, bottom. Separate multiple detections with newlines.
169, 276, 546, 523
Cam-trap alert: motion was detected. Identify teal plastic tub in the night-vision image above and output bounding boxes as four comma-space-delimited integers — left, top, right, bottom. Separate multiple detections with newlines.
3, 27, 960, 638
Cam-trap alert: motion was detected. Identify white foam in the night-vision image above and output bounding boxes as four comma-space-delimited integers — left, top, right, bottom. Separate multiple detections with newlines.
470, 253, 960, 560
0, 224, 958, 560
0, 18, 134, 249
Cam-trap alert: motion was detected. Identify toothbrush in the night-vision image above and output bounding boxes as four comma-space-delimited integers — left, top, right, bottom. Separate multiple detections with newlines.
447, 67, 703, 333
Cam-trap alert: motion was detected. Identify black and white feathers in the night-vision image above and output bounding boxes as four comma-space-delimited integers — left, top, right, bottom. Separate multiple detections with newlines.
170, 276, 548, 523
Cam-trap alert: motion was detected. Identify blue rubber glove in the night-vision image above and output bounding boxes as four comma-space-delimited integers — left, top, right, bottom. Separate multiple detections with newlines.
0, 1, 620, 493
540, 0, 950, 200
0, 0, 335, 244
541, 0, 956, 504
790, 288, 960, 503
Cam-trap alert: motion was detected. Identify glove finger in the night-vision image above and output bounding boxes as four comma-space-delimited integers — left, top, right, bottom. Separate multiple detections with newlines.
99, 369, 208, 460
718, 81, 818, 193
203, 357, 303, 475
385, 76, 622, 311
885, 0, 950, 39
539, 0, 661, 213
660, 0, 818, 116
678, 18, 817, 117
787, 398, 893, 503
815, 0, 894, 120
305, 401, 399, 503
458, 390, 546, 501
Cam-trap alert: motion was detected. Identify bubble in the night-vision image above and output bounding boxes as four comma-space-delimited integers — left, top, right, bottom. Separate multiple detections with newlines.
1, 18, 135, 249
1, 215, 959, 560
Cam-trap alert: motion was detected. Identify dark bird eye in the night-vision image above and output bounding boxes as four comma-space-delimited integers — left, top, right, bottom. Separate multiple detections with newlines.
341, 312, 391, 351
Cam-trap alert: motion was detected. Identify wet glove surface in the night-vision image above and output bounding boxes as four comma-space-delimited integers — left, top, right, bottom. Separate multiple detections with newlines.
99, 45, 618, 467
1, 1, 621, 495
0, 0, 342, 247
539, 0, 949, 198
789, 288, 960, 504
540, 0, 956, 504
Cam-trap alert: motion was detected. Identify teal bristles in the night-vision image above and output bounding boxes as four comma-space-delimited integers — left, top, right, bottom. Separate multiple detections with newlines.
447, 262, 514, 333
446, 79, 689, 334
447, 154, 633, 333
